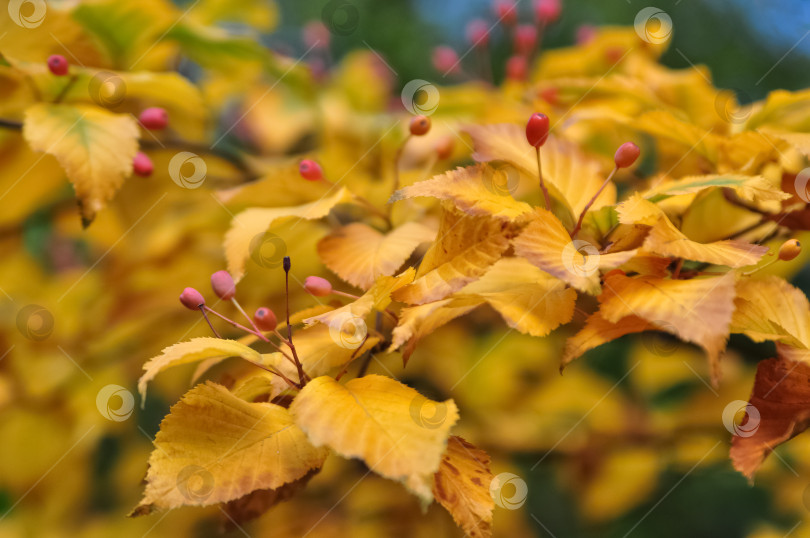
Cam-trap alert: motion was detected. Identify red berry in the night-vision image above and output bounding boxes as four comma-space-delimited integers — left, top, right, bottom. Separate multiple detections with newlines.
466, 19, 490, 47
139, 107, 169, 130
432, 46, 460, 74
435, 136, 455, 160
614, 142, 641, 169
302, 21, 330, 50
409, 115, 431, 136
132, 152, 153, 177
534, 0, 561, 24
514, 25, 538, 55
180, 287, 205, 310
494, 0, 518, 25
299, 159, 323, 181
525, 113, 549, 148
506, 55, 528, 81
47, 55, 69, 76
210, 270, 236, 300
304, 276, 332, 297
540, 87, 559, 106
253, 307, 278, 332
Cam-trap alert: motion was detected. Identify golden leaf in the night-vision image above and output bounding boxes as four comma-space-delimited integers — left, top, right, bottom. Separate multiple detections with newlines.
730, 276, 810, 348
224, 188, 354, 281
391, 165, 533, 221
318, 222, 435, 289
562, 313, 654, 368
138, 337, 261, 403
23, 103, 139, 225
389, 299, 481, 364
131, 382, 329, 515
433, 436, 495, 538
290, 375, 459, 503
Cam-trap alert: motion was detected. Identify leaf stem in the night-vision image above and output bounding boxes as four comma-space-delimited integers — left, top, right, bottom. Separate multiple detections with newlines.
198, 306, 222, 338
536, 146, 551, 210
283, 257, 307, 385
570, 166, 617, 239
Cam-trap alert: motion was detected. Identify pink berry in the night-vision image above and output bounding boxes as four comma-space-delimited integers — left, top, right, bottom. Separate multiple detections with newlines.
180, 287, 205, 310
302, 21, 330, 50
409, 115, 431, 136
139, 107, 168, 130
132, 152, 153, 177
525, 113, 549, 147
432, 46, 460, 74
514, 24, 538, 55
435, 136, 455, 160
506, 55, 528, 81
534, 0, 561, 24
494, 0, 518, 25
47, 55, 69, 76
576, 24, 597, 45
614, 142, 641, 169
466, 19, 490, 47
299, 159, 323, 181
210, 270, 236, 300
304, 276, 332, 297
253, 307, 278, 332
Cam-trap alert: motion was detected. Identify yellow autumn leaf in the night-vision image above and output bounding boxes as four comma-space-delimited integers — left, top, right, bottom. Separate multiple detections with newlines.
512, 208, 636, 295
224, 188, 354, 281
456, 257, 576, 337
391, 165, 533, 221
617, 195, 768, 267
464, 123, 615, 216
433, 436, 495, 538
318, 222, 435, 289
138, 337, 261, 403
393, 208, 512, 305
730, 275, 810, 349
290, 375, 459, 503
642, 174, 789, 203
389, 299, 481, 363
23, 103, 139, 225
599, 271, 736, 383
131, 382, 329, 515
562, 313, 653, 369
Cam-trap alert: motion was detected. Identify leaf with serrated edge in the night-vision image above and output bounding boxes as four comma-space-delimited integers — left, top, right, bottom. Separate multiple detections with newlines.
131, 382, 328, 515
290, 375, 458, 503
